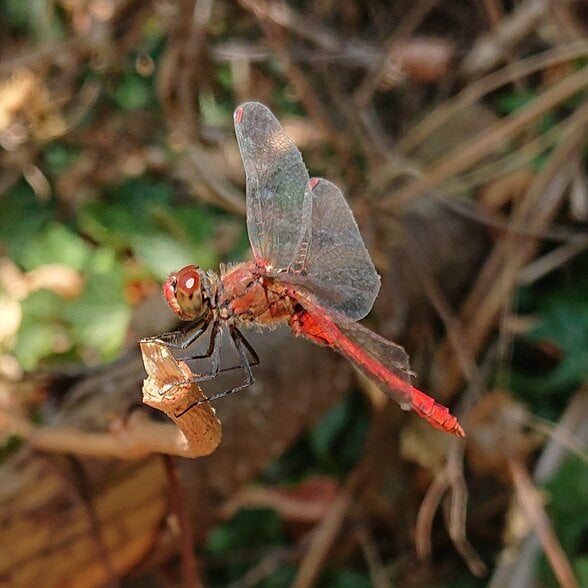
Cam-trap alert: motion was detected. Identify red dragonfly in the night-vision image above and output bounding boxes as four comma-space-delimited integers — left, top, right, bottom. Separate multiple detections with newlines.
150, 102, 464, 437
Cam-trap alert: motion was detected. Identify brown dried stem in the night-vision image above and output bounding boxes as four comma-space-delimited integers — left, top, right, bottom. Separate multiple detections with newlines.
461, 0, 551, 77
434, 101, 588, 396
399, 40, 588, 155
162, 455, 202, 588
140, 341, 222, 458
386, 66, 588, 212
489, 389, 588, 588
507, 456, 579, 588
354, 0, 439, 107
292, 470, 363, 588
0, 342, 221, 460
416, 441, 487, 577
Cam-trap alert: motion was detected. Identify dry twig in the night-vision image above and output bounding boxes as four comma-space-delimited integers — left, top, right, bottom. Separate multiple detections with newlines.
461, 0, 551, 76
506, 457, 579, 588
387, 66, 588, 212
0, 342, 221, 459
434, 101, 588, 396
140, 340, 222, 457
416, 441, 487, 577
292, 470, 363, 588
489, 389, 588, 588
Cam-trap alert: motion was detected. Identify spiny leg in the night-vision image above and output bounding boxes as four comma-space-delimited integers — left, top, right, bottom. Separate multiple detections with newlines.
150, 318, 255, 370
177, 319, 220, 361
234, 326, 260, 367
155, 320, 222, 398
158, 322, 260, 402
175, 325, 257, 417
179, 320, 224, 385
180, 321, 259, 375
141, 317, 211, 350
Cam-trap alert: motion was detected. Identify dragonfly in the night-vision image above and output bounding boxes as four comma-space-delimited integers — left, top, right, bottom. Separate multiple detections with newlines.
149, 102, 464, 437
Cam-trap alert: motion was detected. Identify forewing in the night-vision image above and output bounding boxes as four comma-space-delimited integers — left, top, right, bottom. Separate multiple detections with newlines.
287, 178, 381, 320
234, 102, 310, 269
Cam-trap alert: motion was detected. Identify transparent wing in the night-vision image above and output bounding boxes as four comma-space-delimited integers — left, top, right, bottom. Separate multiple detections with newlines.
292, 292, 413, 407
336, 315, 413, 408
285, 178, 381, 320
234, 102, 310, 269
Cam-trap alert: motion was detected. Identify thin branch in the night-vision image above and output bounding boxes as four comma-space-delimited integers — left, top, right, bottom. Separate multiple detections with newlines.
434, 101, 588, 396
398, 40, 588, 155
384, 66, 588, 212
489, 389, 588, 588
292, 470, 362, 588
0, 342, 222, 459
163, 455, 202, 588
507, 456, 579, 588
354, 0, 439, 107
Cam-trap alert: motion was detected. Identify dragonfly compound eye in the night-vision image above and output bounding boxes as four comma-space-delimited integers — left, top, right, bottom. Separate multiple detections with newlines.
177, 265, 200, 297
164, 265, 206, 321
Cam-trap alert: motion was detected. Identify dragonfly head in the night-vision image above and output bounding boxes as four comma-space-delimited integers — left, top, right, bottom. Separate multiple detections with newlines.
163, 265, 209, 321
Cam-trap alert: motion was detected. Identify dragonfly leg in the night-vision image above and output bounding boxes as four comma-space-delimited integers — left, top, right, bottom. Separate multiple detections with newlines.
154, 322, 222, 399
183, 321, 224, 385
140, 317, 211, 350
180, 321, 259, 375
174, 325, 258, 418
231, 326, 260, 367
144, 318, 235, 366
176, 319, 219, 361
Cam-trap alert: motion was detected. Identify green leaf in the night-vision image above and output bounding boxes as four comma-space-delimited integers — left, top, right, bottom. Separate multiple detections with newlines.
79, 179, 219, 273
14, 249, 132, 366
130, 233, 214, 280
199, 91, 230, 126
538, 457, 588, 586
496, 91, 535, 115
44, 143, 78, 174
20, 223, 91, 270
0, 182, 53, 263
13, 289, 68, 369
513, 263, 588, 405
113, 74, 152, 111
309, 399, 350, 459
526, 293, 588, 392
321, 569, 373, 588
307, 394, 368, 471
529, 297, 588, 354
544, 457, 588, 552
61, 250, 131, 361
165, 206, 217, 248
576, 557, 588, 587
79, 179, 173, 249
2, 0, 29, 28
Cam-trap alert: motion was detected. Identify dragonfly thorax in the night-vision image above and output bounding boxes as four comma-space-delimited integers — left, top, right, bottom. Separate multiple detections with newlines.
163, 265, 214, 321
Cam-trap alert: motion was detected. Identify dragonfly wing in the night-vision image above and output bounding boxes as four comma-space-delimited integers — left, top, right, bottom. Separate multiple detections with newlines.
286, 178, 381, 320
234, 102, 311, 269
336, 316, 413, 408
292, 293, 413, 408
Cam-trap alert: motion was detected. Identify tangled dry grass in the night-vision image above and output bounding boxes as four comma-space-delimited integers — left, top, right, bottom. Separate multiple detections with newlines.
0, 1, 587, 587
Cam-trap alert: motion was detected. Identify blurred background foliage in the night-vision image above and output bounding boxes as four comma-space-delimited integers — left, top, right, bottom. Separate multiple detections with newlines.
0, 1, 587, 587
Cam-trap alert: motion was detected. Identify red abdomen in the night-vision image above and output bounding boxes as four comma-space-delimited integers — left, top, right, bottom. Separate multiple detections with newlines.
289, 305, 465, 437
